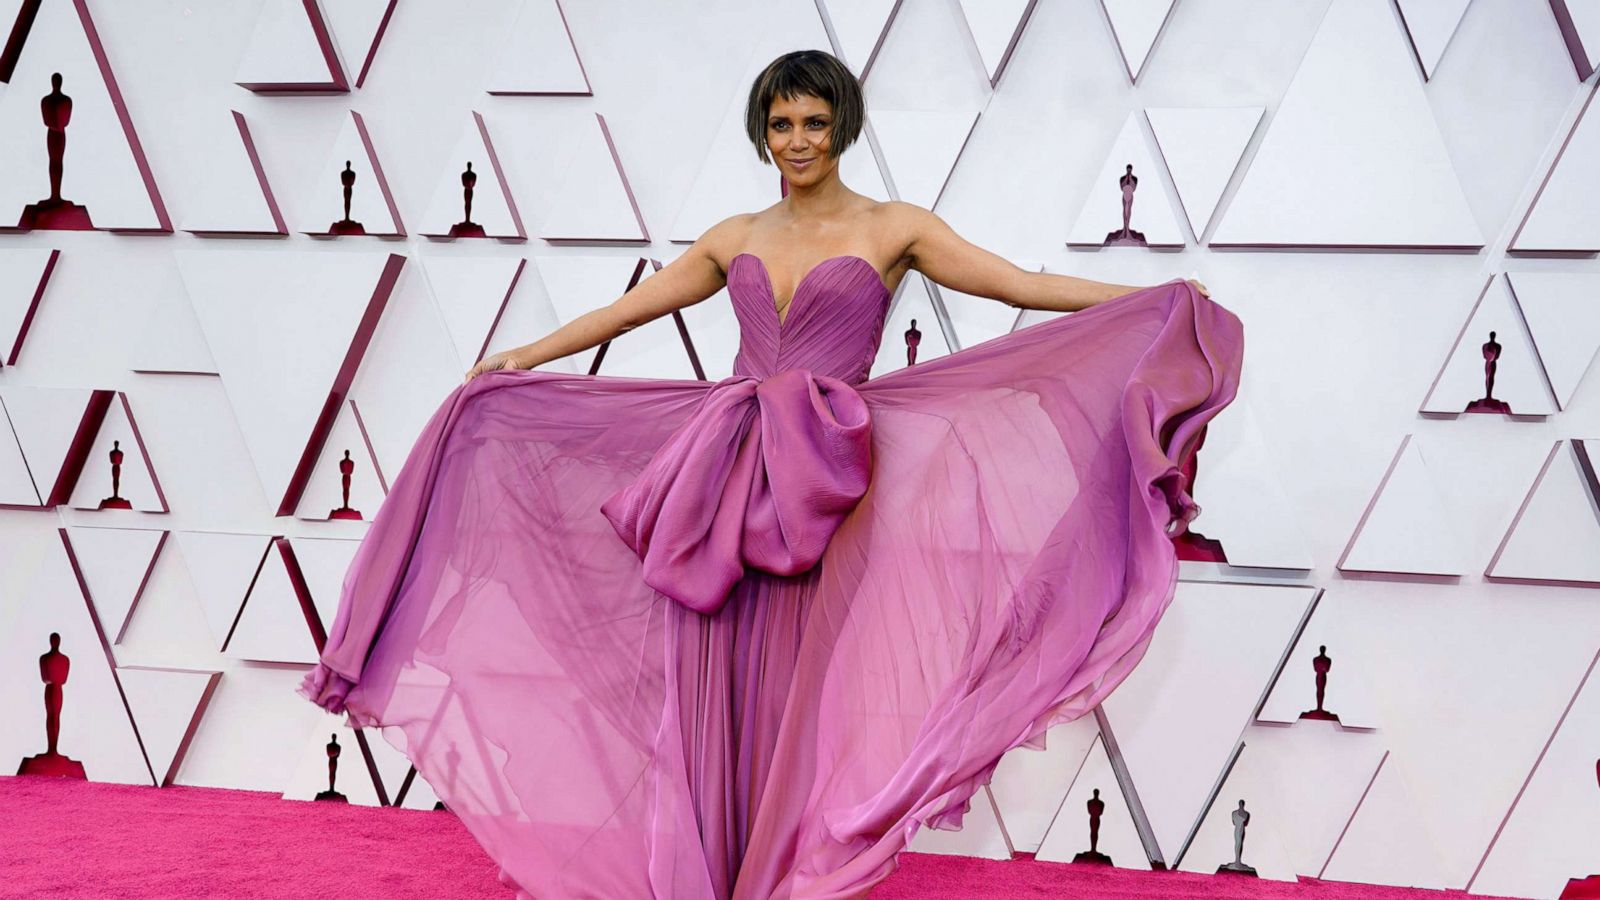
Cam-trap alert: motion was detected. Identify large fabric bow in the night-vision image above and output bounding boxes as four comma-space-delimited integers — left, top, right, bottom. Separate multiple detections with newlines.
600, 369, 873, 616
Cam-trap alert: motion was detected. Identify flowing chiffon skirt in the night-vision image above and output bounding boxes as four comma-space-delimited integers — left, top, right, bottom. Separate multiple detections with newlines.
299, 280, 1244, 898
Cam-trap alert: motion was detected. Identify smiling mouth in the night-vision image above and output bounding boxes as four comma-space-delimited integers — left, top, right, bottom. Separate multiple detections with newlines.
787, 158, 815, 166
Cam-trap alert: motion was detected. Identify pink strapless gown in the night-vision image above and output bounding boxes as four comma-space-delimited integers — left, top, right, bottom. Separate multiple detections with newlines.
299, 253, 1244, 899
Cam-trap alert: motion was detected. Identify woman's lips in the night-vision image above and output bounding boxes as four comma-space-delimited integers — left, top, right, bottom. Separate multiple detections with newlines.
787, 157, 816, 171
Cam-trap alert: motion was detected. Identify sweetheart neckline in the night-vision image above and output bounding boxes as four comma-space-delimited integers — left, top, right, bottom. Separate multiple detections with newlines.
732, 252, 891, 329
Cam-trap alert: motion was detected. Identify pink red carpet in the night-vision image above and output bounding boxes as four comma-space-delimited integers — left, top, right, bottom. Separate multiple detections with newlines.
0, 776, 1528, 899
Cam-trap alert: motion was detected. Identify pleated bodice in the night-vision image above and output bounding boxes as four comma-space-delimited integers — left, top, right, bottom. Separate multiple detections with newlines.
727, 253, 893, 386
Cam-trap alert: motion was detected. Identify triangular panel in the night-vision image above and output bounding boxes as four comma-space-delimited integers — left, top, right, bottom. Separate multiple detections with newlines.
1395, 0, 1471, 80
282, 712, 389, 806
539, 113, 649, 244
60, 526, 166, 646
990, 716, 1099, 853
1, 386, 118, 509
0, 525, 151, 784
1099, 0, 1177, 82
177, 250, 404, 515
955, 0, 1039, 88
1066, 112, 1186, 249
419, 112, 526, 240
1257, 590, 1382, 730
1486, 439, 1600, 586
235, 0, 346, 93
1034, 733, 1149, 868
1338, 434, 1470, 577
1236, 724, 1388, 878
1176, 747, 1298, 880
0, 247, 56, 366
227, 539, 317, 664
181, 111, 287, 237
322, 0, 396, 89
485, 0, 591, 96
298, 111, 404, 237
1471, 644, 1600, 898
1144, 107, 1263, 241
1421, 275, 1553, 416
0, 0, 169, 231
132, 258, 218, 375
172, 530, 274, 651
870, 108, 980, 211
66, 391, 168, 513
345, 261, 463, 483
118, 666, 222, 786
1504, 78, 1593, 254
297, 400, 385, 521
819, 0, 902, 81
874, 275, 954, 377
1208, 0, 1482, 250
421, 256, 527, 371
1183, 397, 1314, 571
1099, 581, 1315, 860
1508, 81, 1600, 255
1509, 271, 1600, 409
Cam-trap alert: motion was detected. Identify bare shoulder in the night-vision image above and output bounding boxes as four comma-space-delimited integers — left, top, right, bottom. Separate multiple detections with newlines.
871, 200, 941, 267
877, 200, 941, 241
690, 212, 758, 274
875, 199, 931, 220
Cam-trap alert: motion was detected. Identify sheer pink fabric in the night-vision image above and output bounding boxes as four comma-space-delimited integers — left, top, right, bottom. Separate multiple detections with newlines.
299, 254, 1244, 899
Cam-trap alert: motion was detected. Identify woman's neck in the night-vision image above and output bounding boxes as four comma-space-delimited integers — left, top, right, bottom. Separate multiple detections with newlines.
782, 171, 854, 219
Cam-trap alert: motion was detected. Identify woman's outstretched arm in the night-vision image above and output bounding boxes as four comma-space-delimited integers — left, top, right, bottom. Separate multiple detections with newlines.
465, 215, 748, 380
891, 201, 1206, 313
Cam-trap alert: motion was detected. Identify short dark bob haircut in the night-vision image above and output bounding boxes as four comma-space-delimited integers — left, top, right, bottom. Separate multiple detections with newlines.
744, 50, 865, 164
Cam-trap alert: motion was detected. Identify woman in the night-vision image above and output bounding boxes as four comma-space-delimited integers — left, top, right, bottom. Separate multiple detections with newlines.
302, 49, 1243, 899
463, 68, 1208, 382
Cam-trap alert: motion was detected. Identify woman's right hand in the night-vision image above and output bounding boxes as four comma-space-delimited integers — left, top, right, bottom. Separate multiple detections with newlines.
464, 349, 529, 383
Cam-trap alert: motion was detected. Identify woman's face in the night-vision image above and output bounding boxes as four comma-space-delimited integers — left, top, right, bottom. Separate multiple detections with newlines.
765, 92, 837, 187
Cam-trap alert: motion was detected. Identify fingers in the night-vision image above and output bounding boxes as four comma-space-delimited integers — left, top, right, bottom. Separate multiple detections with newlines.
464, 354, 512, 383
464, 353, 501, 382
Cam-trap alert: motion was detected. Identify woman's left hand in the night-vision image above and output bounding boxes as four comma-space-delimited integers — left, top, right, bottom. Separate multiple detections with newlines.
1186, 278, 1211, 299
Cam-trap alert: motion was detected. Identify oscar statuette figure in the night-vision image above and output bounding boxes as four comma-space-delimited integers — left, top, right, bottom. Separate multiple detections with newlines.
448, 161, 487, 238
18, 633, 87, 778
314, 733, 348, 802
18, 73, 94, 230
1103, 164, 1147, 247
328, 450, 364, 520
1216, 800, 1258, 876
1071, 788, 1114, 865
